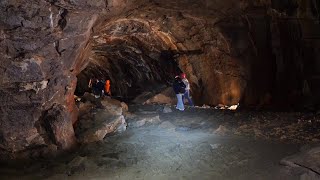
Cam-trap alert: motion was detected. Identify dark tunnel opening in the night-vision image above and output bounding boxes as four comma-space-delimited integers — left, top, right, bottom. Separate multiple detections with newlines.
74, 48, 182, 103
73, 19, 189, 103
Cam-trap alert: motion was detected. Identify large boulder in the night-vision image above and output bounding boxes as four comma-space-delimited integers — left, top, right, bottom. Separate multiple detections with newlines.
75, 97, 128, 143
132, 88, 176, 105
80, 115, 126, 143
144, 88, 176, 105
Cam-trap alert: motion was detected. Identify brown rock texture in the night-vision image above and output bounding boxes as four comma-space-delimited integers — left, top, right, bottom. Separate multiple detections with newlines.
75, 96, 128, 144
0, 0, 112, 156
1, 0, 320, 157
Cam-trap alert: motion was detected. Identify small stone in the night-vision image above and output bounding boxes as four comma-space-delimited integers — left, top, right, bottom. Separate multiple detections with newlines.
163, 106, 173, 113
147, 115, 161, 124
116, 123, 127, 133
228, 104, 239, 110
133, 115, 161, 127
121, 102, 128, 112
135, 120, 146, 127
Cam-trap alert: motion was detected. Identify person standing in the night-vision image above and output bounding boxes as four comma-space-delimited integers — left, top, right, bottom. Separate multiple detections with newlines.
91, 78, 99, 97
173, 76, 186, 111
104, 80, 111, 96
181, 73, 194, 107
96, 79, 105, 98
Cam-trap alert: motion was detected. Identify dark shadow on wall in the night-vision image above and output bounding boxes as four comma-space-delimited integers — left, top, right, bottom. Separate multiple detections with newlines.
159, 48, 203, 76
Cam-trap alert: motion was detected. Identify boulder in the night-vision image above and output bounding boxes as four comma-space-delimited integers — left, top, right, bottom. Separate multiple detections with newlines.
43, 105, 78, 150
132, 92, 154, 104
145, 88, 176, 105
76, 98, 128, 143
101, 98, 128, 116
163, 106, 173, 113
80, 115, 126, 143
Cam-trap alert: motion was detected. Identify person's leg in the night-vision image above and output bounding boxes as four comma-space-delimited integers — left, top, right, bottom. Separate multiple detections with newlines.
176, 94, 184, 111
182, 93, 185, 104
186, 90, 194, 106
176, 94, 180, 109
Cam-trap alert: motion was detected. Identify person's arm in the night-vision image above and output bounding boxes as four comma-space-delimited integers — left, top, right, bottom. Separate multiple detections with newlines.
88, 79, 92, 88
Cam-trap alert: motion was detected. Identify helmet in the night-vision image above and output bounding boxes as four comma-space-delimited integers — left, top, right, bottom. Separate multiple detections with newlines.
180, 73, 186, 79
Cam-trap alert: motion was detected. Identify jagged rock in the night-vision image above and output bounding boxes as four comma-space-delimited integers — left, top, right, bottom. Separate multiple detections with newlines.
134, 120, 146, 128
78, 101, 95, 116
101, 98, 128, 116
43, 105, 78, 150
115, 123, 127, 133
123, 112, 137, 120
145, 88, 176, 105
80, 115, 125, 143
132, 92, 153, 104
120, 102, 129, 112
76, 97, 128, 143
163, 106, 173, 113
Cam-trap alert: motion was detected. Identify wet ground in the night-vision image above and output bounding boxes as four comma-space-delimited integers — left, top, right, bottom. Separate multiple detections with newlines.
1, 105, 318, 180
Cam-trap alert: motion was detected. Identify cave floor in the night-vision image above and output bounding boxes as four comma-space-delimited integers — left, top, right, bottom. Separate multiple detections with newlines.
1, 105, 318, 180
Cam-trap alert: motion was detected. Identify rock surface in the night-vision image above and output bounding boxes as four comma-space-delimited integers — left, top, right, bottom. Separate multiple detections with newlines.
144, 88, 176, 105
281, 146, 320, 179
163, 106, 173, 113
129, 114, 162, 128
1, 0, 320, 156
75, 95, 128, 143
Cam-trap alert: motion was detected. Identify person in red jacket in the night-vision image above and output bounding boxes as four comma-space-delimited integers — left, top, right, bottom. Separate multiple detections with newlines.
104, 80, 111, 96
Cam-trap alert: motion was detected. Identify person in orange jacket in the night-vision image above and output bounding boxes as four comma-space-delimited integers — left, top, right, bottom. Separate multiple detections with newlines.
104, 80, 111, 96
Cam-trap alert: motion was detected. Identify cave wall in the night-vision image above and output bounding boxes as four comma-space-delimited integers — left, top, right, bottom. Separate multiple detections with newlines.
0, 0, 119, 156
0, 0, 320, 156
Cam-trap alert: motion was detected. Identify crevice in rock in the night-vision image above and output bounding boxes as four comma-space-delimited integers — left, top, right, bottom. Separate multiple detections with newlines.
293, 162, 320, 176
58, 8, 68, 30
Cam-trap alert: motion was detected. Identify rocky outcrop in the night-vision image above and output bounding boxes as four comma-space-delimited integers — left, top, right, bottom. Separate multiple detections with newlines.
75, 96, 128, 143
133, 88, 176, 105
1, 0, 320, 157
77, 0, 320, 109
0, 0, 131, 156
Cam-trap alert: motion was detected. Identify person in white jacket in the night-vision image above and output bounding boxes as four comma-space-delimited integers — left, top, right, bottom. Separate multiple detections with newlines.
180, 73, 194, 107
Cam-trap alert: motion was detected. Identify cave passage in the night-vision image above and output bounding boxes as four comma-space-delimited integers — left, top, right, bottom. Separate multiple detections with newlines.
1, 2, 320, 178
75, 20, 183, 102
